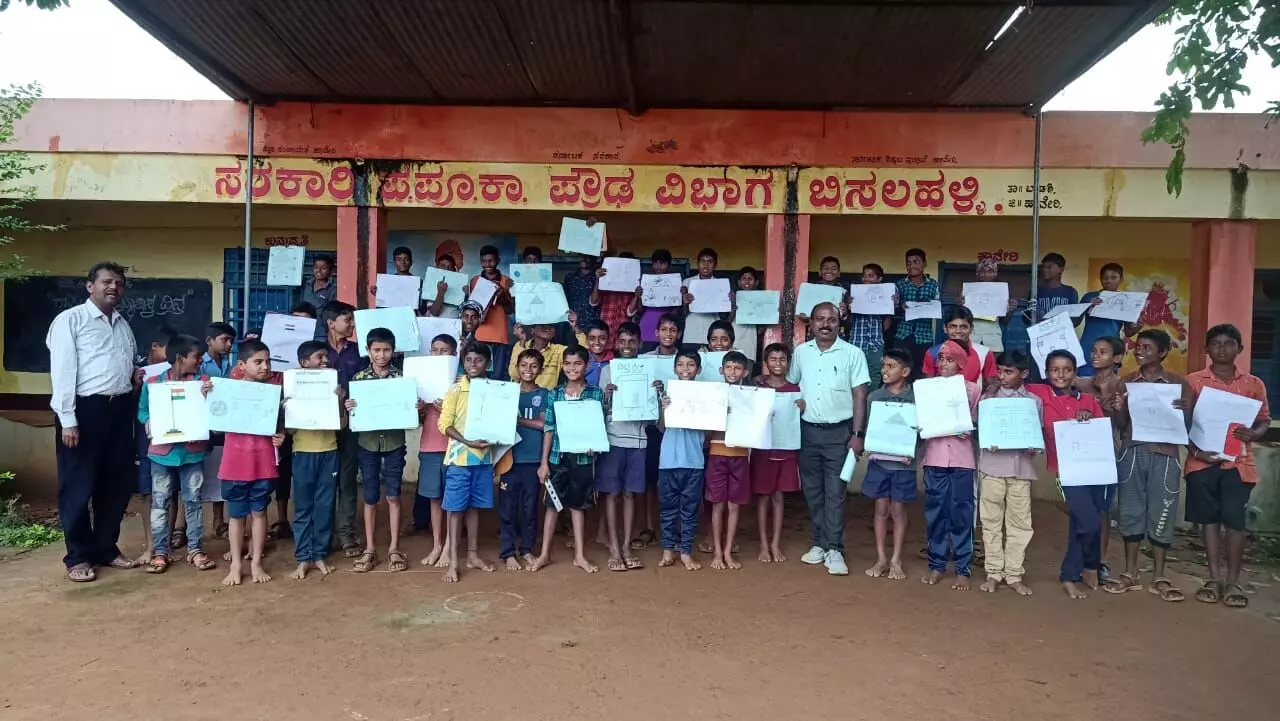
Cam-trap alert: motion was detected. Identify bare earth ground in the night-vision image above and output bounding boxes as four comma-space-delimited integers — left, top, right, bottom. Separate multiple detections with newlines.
1, 495, 1277, 721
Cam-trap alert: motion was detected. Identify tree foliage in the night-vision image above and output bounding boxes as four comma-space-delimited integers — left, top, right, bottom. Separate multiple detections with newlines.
0, 83, 55, 280
1143, 0, 1280, 196
0, 0, 71, 11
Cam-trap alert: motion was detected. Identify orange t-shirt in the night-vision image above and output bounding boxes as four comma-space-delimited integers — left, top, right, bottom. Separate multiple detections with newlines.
469, 274, 512, 344
1185, 367, 1271, 483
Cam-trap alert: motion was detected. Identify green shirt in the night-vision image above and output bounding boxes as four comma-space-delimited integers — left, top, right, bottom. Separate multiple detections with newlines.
543, 383, 606, 465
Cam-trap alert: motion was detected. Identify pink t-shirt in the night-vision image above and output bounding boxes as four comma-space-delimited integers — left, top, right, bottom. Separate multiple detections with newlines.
219, 432, 278, 482
420, 405, 448, 453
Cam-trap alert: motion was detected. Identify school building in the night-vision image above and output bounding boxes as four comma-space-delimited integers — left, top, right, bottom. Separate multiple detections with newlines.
1, 2, 1278, 526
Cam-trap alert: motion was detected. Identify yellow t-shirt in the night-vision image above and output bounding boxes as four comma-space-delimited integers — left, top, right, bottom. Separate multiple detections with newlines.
291, 429, 338, 453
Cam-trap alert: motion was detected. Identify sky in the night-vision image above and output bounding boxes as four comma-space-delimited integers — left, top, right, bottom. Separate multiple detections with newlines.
0, 0, 1277, 112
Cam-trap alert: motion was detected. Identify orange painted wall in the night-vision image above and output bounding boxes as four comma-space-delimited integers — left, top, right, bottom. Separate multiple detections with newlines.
11, 100, 1276, 170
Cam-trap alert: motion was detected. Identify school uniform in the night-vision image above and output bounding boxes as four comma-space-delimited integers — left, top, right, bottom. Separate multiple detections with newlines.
977, 385, 1043, 585
658, 426, 706, 555
920, 380, 981, 576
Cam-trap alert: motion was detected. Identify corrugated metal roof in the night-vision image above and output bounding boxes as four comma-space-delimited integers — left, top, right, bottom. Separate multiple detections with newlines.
110, 0, 1167, 111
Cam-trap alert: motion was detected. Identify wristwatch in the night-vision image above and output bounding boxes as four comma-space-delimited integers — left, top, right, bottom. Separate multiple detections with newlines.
851, 430, 866, 438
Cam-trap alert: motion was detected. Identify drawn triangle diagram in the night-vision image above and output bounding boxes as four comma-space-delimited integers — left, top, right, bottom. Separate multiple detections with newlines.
885, 412, 908, 427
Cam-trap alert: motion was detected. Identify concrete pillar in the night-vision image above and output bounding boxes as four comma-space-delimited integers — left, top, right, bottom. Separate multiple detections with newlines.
1188, 220, 1256, 372
335, 206, 387, 309
763, 213, 810, 348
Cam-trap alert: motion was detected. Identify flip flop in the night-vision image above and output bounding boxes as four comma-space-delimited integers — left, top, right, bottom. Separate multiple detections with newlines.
388, 551, 407, 572
351, 550, 377, 573
145, 555, 169, 574
1223, 583, 1249, 608
630, 529, 656, 551
186, 550, 217, 571
1195, 579, 1223, 604
1103, 572, 1143, 594
608, 558, 628, 572
1148, 577, 1185, 602
624, 556, 644, 570
105, 555, 136, 569
67, 563, 96, 583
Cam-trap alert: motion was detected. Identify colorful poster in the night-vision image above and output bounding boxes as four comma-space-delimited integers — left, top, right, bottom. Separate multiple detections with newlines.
1088, 258, 1190, 375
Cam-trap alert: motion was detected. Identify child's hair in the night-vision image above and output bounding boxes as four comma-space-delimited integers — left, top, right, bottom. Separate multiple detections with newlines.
675, 348, 702, 369
165, 334, 202, 364
205, 321, 237, 341
1137, 328, 1172, 354
296, 339, 328, 363
237, 339, 269, 363
479, 244, 500, 259
463, 341, 492, 363
1099, 262, 1124, 278
152, 324, 176, 348
616, 321, 641, 340
943, 305, 974, 326
1095, 335, 1126, 358
586, 319, 610, 337
516, 348, 545, 368
995, 349, 1032, 371
862, 263, 884, 277
883, 347, 914, 369
431, 334, 459, 354
738, 266, 760, 282
722, 350, 750, 370
651, 248, 673, 264
290, 301, 317, 318
657, 312, 683, 335
905, 247, 927, 263
1041, 252, 1066, 267
522, 246, 544, 262
366, 327, 396, 350
763, 342, 791, 360
708, 319, 735, 344
435, 253, 455, 267
819, 256, 840, 269
563, 345, 591, 364
312, 253, 333, 268
697, 247, 718, 264
322, 300, 355, 324
1045, 349, 1077, 370
393, 246, 413, 261
1207, 323, 1243, 346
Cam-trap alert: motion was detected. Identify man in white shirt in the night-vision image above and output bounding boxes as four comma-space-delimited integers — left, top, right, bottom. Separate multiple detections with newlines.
46, 262, 140, 582
787, 302, 870, 576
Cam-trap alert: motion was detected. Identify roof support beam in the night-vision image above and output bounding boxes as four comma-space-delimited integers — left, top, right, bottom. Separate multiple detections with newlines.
609, 0, 643, 116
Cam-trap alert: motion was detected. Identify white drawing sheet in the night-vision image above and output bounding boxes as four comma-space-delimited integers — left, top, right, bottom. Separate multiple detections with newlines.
141, 361, 171, 381
206, 378, 281, 437
1126, 382, 1188, 445
552, 400, 610, 453
1189, 387, 1263, 457
282, 369, 341, 431
725, 385, 776, 449
904, 300, 943, 321
1045, 303, 1092, 319
850, 283, 895, 316
1090, 291, 1149, 323
403, 355, 459, 403
261, 313, 317, 371
421, 267, 469, 305
266, 245, 304, 286
648, 353, 678, 383
663, 379, 729, 431
598, 257, 641, 293
768, 392, 803, 450
796, 283, 844, 317
146, 381, 209, 443
468, 276, 500, 313
354, 307, 420, 356
733, 290, 779, 325
641, 273, 682, 307
609, 357, 659, 422
407, 317, 463, 357
374, 273, 423, 309
977, 397, 1045, 450
508, 263, 553, 284
1028, 311, 1086, 375
463, 379, 521, 444
686, 277, 732, 314
1054, 418, 1118, 486
348, 377, 420, 432
914, 376, 974, 439
698, 351, 727, 382
512, 282, 570, 325
865, 401, 919, 459
558, 217, 606, 256
962, 282, 1009, 319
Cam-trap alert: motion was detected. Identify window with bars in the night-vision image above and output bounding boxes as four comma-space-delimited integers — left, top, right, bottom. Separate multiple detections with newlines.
222, 247, 327, 332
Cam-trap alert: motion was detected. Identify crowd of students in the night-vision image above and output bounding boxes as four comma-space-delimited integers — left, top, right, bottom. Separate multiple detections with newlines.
124, 246, 1268, 607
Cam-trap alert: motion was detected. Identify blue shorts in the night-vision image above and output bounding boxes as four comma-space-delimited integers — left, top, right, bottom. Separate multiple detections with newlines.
443, 465, 495, 512
862, 461, 918, 503
358, 446, 406, 505
417, 451, 445, 499
596, 447, 647, 495
222, 479, 272, 520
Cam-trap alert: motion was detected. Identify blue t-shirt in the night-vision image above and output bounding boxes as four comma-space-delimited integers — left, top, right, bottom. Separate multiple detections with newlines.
513, 387, 549, 464
659, 427, 706, 470
586, 356, 609, 387
1077, 290, 1125, 377
1035, 284, 1079, 321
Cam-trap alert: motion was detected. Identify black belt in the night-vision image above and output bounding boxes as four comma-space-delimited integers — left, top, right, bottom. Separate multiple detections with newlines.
801, 420, 850, 430
76, 393, 131, 403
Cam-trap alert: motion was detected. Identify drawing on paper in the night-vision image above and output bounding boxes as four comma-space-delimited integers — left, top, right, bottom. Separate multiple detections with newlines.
641, 274, 683, 307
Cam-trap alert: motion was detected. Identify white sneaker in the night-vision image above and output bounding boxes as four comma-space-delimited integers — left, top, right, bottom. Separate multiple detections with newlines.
800, 546, 826, 565
825, 550, 849, 576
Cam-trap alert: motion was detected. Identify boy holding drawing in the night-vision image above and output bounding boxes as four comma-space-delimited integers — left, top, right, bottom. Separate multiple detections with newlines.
753, 343, 802, 564
438, 342, 500, 583
501, 348, 548, 571
599, 322, 652, 572
414, 334, 458, 567
863, 348, 916, 580
849, 263, 891, 391
637, 312, 684, 549
920, 340, 980, 589
1080, 335, 1126, 580
681, 248, 724, 351
287, 340, 344, 580
201, 322, 238, 542
976, 349, 1042, 595
728, 266, 762, 363
637, 249, 679, 351
137, 334, 214, 574
1183, 323, 1271, 608
657, 350, 707, 571
213, 339, 283, 586
1105, 329, 1192, 602
534, 346, 606, 574
1079, 263, 1139, 377
705, 351, 753, 571
133, 326, 172, 565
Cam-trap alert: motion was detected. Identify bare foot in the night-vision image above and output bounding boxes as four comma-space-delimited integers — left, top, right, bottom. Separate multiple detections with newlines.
1082, 569, 1099, 590
758, 548, 773, 563
527, 555, 551, 572
133, 550, 152, 566
504, 557, 522, 572
659, 550, 676, 567
422, 545, 443, 566
314, 560, 333, 576
710, 554, 726, 570
1062, 581, 1088, 599
290, 562, 310, 580
921, 569, 944, 585
725, 553, 742, 570
433, 553, 451, 568
442, 566, 459, 583
250, 562, 271, 584
865, 560, 888, 578
221, 563, 243, 587
770, 546, 787, 563
522, 553, 537, 568
888, 561, 907, 580
979, 577, 1000, 593
951, 575, 970, 591
680, 553, 701, 571
1010, 581, 1033, 596
573, 556, 600, 573
466, 552, 494, 572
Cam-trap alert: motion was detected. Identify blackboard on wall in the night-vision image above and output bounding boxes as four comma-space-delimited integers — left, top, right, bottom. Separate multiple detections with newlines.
3, 277, 214, 373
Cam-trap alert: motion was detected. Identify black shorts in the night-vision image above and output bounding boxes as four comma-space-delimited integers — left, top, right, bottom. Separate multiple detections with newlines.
1184, 465, 1252, 532
546, 459, 596, 511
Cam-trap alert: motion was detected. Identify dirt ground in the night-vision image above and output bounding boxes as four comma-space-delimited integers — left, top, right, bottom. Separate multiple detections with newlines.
1, 494, 1277, 721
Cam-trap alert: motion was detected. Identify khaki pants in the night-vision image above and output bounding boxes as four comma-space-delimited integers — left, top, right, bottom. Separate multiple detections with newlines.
978, 474, 1033, 583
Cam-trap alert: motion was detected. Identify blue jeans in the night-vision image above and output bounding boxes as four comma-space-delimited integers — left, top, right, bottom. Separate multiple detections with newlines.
291, 451, 338, 563
923, 466, 975, 575
150, 462, 205, 556
499, 463, 540, 559
659, 468, 704, 555
1061, 485, 1105, 582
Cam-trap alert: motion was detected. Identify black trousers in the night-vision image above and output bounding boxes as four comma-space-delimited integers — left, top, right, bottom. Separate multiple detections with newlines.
55, 394, 135, 568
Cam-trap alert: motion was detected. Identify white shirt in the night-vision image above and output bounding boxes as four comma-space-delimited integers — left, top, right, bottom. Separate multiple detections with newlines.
786, 337, 869, 424
46, 299, 137, 428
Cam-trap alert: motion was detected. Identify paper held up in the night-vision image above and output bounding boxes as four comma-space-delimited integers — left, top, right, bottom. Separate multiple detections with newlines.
598, 257, 642, 293
663, 379, 729, 431
904, 300, 943, 321
1028, 311, 1086, 375
1044, 303, 1092, 319
508, 263, 553, 284
463, 379, 521, 444
512, 282, 571, 325
1089, 291, 1148, 323
1189, 387, 1263, 458
558, 217, 606, 256
552, 400, 610, 453
961, 282, 1009, 319
282, 369, 341, 431
206, 378, 282, 437
725, 385, 776, 449
608, 357, 659, 422
733, 290, 780, 326
977, 397, 1044, 451
146, 381, 210, 443
850, 283, 895, 316
406, 317, 462, 357
266, 245, 305, 286
686, 277, 732, 314
421, 267, 469, 305
348, 377, 420, 433
353, 307, 420, 356
913, 376, 974, 439
795, 283, 844, 317
261, 313, 317, 371
864, 401, 918, 459
1054, 418, 1118, 486
1126, 382, 1188, 445
769, 392, 802, 451
468, 275, 500, 312
403, 355, 459, 403
641, 273, 682, 307
374, 273, 423, 309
